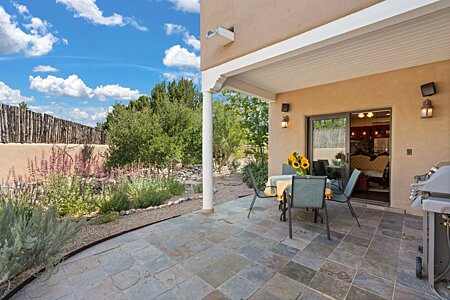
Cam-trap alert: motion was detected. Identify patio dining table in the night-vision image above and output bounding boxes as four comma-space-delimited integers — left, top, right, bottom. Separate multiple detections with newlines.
263, 175, 333, 221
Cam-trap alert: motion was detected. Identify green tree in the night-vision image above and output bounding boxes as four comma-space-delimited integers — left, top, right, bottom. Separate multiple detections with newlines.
222, 89, 269, 165
106, 106, 174, 168
18, 101, 28, 110
105, 79, 203, 169
167, 78, 202, 109
213, 100, 244, 169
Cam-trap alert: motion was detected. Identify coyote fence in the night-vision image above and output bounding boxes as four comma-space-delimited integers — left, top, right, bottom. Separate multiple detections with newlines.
0, 103, 106, 144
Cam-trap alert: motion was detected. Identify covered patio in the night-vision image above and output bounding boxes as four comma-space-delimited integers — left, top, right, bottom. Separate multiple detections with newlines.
13, 197, 443, 300
200, 1, 450, 214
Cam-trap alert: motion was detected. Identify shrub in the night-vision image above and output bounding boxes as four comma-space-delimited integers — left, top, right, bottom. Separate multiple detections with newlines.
0, 200, 83, 292
241, 162, 268, 189
45, 175, 98, 217
133, 189, 171, 209
99, 190, 130, 213
163, 177, 184, 195
124, 175, 155, 201
91, 212, 119, 225
193, 184, 203, 193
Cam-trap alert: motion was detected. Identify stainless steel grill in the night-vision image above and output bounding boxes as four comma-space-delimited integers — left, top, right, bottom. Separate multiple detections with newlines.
410, 161, 450, 298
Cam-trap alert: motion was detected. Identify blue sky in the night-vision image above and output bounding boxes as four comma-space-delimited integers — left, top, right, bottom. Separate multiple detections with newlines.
0, 0, 200, 126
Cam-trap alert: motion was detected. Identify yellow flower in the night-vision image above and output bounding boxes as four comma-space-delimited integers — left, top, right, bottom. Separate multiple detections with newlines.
302, 161, 310, 169
289, 153, 296, 162
292, 161, 301, 169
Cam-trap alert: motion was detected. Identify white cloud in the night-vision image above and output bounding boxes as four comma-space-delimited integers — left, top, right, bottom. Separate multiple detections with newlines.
93, 84, 140, 101
183, 33, 200, 51
164, 23, 185, 35
30, 104, 113, 126
70, 107, 89, 122
125, 17, 149, 32
33, 65, 59, 73
0, 81, 33, 104
29, 74, 93, 98
167, 0, 199, 13
13, 2, 29, 15
29, 74, 141, 101
24, 17, 50, 35
163, 45, 200, 69
62, 38, 69, 45
56, 0, 148, 31
0, 6, 58, 56
164, 23, 200, 51
163, 71, 199, 84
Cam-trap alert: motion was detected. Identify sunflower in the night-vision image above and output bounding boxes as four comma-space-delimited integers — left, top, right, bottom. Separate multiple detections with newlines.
289, 153, 296, 163
292, 161, 301, 169
302, 161, 310, 169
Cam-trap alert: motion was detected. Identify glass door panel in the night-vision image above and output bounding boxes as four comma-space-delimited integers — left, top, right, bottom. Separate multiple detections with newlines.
308, 114, 350, 186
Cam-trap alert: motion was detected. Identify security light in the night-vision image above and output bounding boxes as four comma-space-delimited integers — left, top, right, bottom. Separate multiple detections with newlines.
206, 26, 235, 45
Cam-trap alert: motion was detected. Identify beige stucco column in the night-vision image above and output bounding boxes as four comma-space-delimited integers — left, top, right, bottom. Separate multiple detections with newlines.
202, 91, 214, 213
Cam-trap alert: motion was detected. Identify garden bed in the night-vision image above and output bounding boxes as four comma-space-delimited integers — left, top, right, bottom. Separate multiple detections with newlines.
1, 175, 252, 299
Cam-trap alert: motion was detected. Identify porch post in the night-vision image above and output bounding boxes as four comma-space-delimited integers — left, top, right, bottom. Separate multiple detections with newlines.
202, 91, 214, 213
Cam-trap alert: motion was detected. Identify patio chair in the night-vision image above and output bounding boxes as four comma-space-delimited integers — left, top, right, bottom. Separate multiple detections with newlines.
282, 163, 297, 175
312, 161, 327, 176
329, 169, 362, 227
288, 176, 330, 240
247, 167, 276, 218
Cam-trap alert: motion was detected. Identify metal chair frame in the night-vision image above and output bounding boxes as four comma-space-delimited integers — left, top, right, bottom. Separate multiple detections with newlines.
247, 167, 276, 218
288, 176, 330, 240
329, 169, 362, 227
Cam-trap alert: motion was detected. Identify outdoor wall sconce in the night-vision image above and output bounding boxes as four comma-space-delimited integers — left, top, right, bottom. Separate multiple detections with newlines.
421, 99, 433, 118
281, 115, 289, 128
206, 26, 234, 45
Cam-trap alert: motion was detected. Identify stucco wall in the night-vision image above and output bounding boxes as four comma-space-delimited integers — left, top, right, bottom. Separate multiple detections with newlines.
200, 0, 382, 70
0, 144, 108, 182
268, 60, 450, 214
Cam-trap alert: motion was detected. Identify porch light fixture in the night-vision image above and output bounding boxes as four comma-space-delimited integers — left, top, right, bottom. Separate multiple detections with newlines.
281, 115, 289, 128
358, 113, 365, 118
421, 99, 433, 118
206, 26, 235, 45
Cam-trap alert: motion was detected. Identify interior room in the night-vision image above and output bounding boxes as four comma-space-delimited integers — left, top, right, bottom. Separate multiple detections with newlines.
350, 110, 391, 205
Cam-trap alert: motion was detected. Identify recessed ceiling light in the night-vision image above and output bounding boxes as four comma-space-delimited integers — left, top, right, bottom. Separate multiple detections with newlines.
367, 112, 374, 118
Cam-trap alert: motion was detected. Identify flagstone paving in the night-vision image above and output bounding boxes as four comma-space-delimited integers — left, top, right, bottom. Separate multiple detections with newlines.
12, 196, 449, 300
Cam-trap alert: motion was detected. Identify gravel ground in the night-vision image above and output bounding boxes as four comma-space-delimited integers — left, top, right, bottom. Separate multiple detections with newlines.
2, 175, 253, 298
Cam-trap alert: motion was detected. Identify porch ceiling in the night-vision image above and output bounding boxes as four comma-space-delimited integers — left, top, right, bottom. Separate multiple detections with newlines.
227, 7, 450, 95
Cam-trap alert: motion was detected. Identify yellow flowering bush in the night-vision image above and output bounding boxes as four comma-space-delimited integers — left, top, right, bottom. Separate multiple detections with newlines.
287, 151, 310, 176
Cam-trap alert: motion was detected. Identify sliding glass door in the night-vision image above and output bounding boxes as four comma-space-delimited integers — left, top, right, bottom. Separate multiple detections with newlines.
308, 113, 350, 186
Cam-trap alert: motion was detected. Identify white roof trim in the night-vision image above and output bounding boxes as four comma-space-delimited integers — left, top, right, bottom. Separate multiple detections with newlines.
202, 0, 449, 94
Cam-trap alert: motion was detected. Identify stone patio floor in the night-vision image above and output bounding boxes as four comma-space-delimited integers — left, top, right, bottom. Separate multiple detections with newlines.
12, 196, 450, 300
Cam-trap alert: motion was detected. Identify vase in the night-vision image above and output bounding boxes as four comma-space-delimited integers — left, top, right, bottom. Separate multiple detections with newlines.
296, 169, 306, 176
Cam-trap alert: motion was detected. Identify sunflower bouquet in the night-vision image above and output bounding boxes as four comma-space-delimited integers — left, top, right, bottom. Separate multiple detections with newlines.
287, 151, 310, 176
